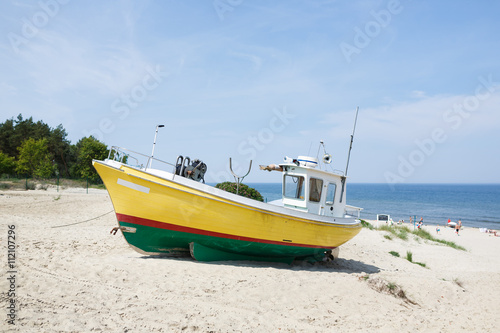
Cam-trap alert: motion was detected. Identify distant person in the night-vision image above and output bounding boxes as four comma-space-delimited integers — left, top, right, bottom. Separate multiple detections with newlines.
436, 225, 441, 234
488, 230, 499, 237
456, 219, 461, 235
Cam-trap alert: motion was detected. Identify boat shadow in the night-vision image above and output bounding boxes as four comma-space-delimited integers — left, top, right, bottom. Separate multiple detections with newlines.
294, 257, 381, 274
140, 255, 380, 274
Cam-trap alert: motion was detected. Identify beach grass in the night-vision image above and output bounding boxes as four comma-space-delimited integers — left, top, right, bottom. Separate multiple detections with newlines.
371, 222, 467, 251
379, 224, 409, 241
405, 250, 427, 268
363, 276, 417, 305
454, 278, 465, 289
360, 219, 374, 230
389, 251, 400, 257
387, 282, 397, 291
413, 228, 466, 251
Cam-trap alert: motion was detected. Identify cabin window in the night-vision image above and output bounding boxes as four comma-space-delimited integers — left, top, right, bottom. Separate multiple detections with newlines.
309, 178, 323, 202
284, 175, 305, 199
326, 183, 336, 205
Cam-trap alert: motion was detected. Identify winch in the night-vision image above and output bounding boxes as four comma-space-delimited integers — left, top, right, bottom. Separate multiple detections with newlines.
175, 156, 207, 183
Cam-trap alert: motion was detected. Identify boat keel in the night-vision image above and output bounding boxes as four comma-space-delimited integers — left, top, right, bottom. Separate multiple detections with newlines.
189, 242, 296, 265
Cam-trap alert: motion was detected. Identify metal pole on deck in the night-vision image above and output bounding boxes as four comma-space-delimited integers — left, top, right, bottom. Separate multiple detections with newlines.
149, 124, 165, 169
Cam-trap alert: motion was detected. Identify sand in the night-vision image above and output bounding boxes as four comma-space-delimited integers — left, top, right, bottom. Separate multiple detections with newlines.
1, 188, 499, 332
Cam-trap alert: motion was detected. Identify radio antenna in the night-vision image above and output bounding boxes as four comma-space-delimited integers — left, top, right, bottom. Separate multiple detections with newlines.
344, 106, 359, 178
340, 106, 359, 203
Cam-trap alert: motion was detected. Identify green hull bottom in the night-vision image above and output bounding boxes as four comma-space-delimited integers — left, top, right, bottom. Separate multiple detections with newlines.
190, 242, 295, 264
119, 221, 331, 264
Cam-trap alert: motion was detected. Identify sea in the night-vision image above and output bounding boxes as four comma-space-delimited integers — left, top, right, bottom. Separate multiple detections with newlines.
247, 183, 500, 230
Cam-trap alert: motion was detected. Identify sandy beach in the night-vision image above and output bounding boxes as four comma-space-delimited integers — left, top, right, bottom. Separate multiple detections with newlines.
1, 188, 499, 332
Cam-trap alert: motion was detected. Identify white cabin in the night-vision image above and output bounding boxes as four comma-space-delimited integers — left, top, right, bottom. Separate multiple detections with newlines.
279, 156, 349, 218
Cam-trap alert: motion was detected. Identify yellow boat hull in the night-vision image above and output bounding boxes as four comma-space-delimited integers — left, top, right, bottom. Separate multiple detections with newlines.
93, 160, 361, 263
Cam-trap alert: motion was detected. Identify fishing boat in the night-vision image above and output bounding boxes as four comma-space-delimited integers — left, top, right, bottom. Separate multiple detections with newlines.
93, 147, 361, 264
93, 121, 363, 264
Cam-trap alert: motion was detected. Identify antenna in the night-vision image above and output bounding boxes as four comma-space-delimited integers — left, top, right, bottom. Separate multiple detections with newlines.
344, 107, 359, 177
340, 107, 359, 203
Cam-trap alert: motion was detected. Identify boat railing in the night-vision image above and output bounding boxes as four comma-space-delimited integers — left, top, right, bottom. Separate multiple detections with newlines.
108, 146, 176, 173
344, 205, 363, 218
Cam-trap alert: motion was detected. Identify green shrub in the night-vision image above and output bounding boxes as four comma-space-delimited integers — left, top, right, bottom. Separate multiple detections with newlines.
360, 220, 373, 230
406, 251, 413, 262
389, 251, 400, 257
387, 282, 397, 291
412, 228, 466, 251
378, 225, 409, 240
215, 182, 264, 202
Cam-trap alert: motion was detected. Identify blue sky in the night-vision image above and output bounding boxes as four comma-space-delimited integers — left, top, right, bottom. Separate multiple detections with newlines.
1, 0, 499, 184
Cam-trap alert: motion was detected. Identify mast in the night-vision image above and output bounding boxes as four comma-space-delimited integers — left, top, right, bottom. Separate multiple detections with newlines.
340, 106, 359, 203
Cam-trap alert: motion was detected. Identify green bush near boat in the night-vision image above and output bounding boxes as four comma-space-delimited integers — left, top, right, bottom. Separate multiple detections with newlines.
215, 182, 264, 202
360, 219, 373, 230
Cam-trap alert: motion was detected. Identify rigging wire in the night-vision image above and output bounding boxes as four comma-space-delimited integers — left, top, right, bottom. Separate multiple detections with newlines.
51, 210, 114, 228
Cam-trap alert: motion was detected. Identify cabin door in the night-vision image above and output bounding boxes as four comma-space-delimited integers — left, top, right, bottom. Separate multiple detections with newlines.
307, 177, 324, 215
324, 182, 337, 217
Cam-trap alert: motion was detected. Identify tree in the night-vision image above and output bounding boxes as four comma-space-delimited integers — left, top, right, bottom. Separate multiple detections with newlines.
74, 136, 108, 181
0, 114, 75, 177
10, 114, 50, 158
16, 138, 54, 178
0, 118, 16, 157
0, 151, 16, 176
47, 124, 75, 178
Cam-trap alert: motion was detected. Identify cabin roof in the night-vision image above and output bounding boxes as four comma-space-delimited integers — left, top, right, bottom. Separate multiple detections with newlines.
279, 162, 345, 180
